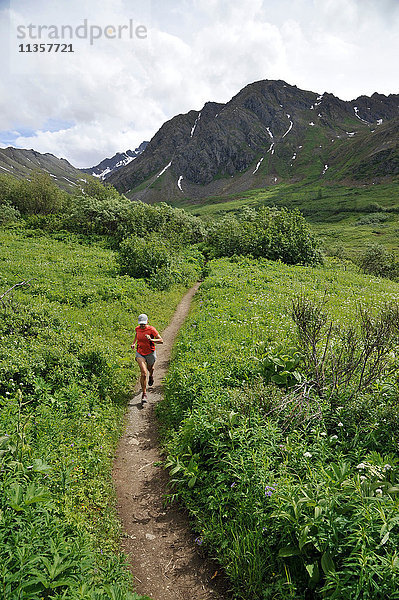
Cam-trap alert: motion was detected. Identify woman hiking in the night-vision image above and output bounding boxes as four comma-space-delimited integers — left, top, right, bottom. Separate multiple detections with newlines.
131, 313, 163, 403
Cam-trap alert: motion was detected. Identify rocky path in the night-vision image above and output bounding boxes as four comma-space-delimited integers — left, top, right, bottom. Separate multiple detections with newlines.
113, 284, 230, 600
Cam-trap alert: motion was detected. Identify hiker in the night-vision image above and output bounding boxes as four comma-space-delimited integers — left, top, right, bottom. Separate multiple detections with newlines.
131, 313, 163, 403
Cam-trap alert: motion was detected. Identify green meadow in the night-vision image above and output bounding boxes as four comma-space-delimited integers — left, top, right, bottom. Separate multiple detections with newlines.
2, 169, 399, 599
0, 228, 188, 600
175, 181, 399, 257
159, 256, 399, 599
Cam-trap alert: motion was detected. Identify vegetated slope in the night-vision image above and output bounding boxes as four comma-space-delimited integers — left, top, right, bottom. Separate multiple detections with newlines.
159, 256, 399, 599
0, 147, 88, 192
107, 79, 399, 203
81, 142, 149, 180
0, 228, 189, 600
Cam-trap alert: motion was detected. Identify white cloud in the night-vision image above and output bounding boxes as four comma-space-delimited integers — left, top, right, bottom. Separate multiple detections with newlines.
1, 0, 399, 166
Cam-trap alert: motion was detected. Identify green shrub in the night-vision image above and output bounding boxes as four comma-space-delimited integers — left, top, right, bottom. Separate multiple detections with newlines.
354, 213, 389, 226
117, 233, 173, 278
117, 234, 203, 290
0, 202, 21, 224
63, 194, 132, 236
206, 206, 322, 266
357, 243, 398, 278
9, 171, 67, 215
120, 201, 206, 248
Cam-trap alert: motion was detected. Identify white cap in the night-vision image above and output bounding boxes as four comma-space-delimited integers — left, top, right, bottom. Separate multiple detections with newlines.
138, 313, 148, 325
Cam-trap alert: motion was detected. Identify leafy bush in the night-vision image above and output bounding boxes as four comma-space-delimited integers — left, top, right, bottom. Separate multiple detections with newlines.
357, 243, 398, 278
354, 213, 389, 226
3, 171, 67, 215
0, 201, 21, 224
206, 206, 322, 266
117, 233, 203, 289
120, 201, 206, 248
63, 194, 132, 236
117, 233, 173, 279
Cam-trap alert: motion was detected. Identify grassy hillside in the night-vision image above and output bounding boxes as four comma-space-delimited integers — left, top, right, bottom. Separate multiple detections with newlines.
0, 228, 190, 600
170, 181, 399, 257
159, 256, 399, 599
2, 170, 399, 599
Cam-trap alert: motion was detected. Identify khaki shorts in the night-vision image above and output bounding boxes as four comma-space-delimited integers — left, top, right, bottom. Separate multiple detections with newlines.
136, 350, 156, 367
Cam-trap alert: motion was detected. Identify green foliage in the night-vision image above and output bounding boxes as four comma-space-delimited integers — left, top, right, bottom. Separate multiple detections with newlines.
120, 201, 206, 247
0, 201, 21, 224
0, 229, 187, 599
117, 233, 203, 289
81, 178, 121, 201
206, 206, 322, 265
0, 170, 67, 215
358, 243, 399, 279
117, 233, 173, 279
159, 256, 399, 599
354, 212, 389, 226
64, 194, 132, 236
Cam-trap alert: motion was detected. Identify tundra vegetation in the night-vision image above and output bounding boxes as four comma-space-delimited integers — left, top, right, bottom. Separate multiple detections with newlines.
1, 170, 399, 598
159, 257, 399, 599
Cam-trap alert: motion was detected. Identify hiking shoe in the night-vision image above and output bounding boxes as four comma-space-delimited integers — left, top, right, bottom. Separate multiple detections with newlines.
141, 393, 148, 403
148, 375, 154, 387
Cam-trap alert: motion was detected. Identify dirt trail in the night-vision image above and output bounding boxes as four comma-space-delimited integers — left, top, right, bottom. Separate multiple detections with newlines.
113, 284, 230, 600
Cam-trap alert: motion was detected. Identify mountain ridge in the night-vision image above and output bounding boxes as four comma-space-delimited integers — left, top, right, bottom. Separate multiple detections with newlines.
0, 147, 87, 191
106, 79, 399, 203
81, 142, 148, 180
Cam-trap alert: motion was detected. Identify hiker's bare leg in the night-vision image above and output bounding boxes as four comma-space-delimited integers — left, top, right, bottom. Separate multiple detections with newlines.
136, 355, 148, 395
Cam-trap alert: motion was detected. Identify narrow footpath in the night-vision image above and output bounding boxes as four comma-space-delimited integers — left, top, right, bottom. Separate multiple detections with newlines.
113, 283, 229, 600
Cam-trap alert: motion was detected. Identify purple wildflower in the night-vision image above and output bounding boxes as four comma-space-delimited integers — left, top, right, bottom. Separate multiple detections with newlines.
265, 485, 276, 497
195, 536, 203, 546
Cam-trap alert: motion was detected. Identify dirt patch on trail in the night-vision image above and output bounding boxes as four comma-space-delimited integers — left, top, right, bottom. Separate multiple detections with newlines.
113, 284, 231, 600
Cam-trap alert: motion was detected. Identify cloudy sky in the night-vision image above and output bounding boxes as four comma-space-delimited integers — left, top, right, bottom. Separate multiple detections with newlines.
1, 0, 398, 167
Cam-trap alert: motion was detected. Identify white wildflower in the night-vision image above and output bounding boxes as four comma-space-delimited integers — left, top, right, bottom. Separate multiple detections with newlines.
320, 432, 327, 437
338, 422, 344, 427
357, 463, 366, 470
375, 488, 383, 496
303, 452, 313, 458
330, 435, 338, 440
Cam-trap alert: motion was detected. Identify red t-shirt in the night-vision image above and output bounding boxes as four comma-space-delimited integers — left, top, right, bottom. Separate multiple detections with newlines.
135, 325, 159, 355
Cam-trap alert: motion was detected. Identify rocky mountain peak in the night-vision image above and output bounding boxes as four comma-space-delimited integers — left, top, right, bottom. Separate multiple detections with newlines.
106, 79, 399, 201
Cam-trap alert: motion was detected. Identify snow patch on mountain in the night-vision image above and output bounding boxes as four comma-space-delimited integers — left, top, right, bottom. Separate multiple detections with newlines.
190, 112, 202, 137
177, 175, 183, 191
157, 161, 172, 178
282, 114, 293, 138
354, 107, 369, 124
62, 177, 77, 185
83, 143, 148, 180
253, 157, 264, 174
